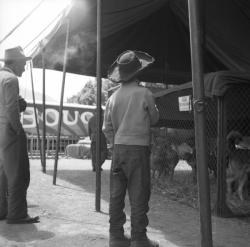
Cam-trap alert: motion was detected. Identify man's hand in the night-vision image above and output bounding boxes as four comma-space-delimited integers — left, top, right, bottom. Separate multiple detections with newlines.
19, 96, 27, 112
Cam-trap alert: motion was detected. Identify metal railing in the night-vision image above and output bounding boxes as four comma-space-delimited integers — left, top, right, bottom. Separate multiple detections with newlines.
26, 134, 79, 159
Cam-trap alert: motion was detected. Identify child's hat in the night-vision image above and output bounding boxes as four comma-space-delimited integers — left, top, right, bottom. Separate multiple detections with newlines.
108, 50, 154, 83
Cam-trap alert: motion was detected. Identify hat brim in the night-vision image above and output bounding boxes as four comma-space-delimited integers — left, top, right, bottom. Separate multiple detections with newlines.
108, 51, 154, 83
0, 56, 32, 62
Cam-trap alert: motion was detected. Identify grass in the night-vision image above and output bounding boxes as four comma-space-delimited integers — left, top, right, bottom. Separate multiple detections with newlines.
151, 163, 250, 220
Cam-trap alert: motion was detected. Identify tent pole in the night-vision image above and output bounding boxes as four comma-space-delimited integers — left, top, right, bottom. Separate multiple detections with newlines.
42, 48, 46, 173
188, 1, 213, 247
95, 0, 102, 212
29, 61, 43, 169
53, 19, 70, 185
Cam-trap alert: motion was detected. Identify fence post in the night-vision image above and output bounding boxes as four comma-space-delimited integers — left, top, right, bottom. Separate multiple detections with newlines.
214, 97, 233, 217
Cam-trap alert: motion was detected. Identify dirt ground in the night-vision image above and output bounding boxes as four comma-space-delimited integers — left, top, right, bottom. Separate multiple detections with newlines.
0, 158, 250, 247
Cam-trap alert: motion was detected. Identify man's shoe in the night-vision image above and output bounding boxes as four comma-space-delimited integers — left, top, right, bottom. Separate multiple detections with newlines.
109, 235, 130, 247
130, 238, 159, 247
6, 215, 40, 224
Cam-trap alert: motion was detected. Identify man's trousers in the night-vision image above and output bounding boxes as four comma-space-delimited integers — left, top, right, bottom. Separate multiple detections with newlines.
109, 144, 151, 240
0, 125, 30, 220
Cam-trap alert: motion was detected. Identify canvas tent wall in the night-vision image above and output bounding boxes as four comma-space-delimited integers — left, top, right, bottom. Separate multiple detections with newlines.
32, 0, 250, 84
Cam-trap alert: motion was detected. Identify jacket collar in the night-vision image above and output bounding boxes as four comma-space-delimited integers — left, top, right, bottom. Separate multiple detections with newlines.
0, 66, 15, 75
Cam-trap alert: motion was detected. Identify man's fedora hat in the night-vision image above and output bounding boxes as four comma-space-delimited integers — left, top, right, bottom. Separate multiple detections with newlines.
108, 50, 154, 83
0, 46, 31, 62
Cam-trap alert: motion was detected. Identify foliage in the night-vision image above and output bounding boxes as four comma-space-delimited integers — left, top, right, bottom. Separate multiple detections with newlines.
67, 78, 116, 105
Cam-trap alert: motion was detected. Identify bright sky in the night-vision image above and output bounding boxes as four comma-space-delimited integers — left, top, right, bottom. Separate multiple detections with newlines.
19, 68, 92, 103
0, 0, 93, 102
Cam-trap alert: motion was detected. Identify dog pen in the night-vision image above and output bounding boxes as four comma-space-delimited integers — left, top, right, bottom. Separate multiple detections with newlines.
154, 70, 250, 217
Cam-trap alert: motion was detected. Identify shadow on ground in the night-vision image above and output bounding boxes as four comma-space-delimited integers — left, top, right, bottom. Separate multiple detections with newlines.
45, 168, 237, 247
0, 223, 54, 243
43, 160, 250, 247
47, 169, 110, 202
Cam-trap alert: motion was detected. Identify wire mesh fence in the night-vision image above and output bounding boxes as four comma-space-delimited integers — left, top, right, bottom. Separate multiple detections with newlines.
225, 85, 250, 136
152, 83, 250, 216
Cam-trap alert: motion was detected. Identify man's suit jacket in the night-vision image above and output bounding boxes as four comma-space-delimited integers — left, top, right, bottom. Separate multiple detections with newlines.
0, 67, 22, 135
0, 67, 30, 219
88, 114, 107, 148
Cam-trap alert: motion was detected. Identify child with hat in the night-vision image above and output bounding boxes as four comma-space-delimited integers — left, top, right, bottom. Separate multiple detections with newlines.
103, 50, 159, 247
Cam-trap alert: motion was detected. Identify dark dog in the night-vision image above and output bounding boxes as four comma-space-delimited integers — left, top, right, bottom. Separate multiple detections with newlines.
150, 138, 194, 181
150, 140, 178, 179
226, 131, 250, 201
186, 140, 217, 184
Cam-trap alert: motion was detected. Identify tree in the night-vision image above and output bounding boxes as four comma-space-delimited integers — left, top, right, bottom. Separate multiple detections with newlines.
67, 78, 116, 105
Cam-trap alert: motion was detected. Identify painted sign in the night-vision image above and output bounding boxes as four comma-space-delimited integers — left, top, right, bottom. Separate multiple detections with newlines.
21, 101, 96, 137
178, 95, 192, 112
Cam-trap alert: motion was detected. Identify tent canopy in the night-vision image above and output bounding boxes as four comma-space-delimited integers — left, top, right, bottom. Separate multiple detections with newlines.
33, 0, 250, 84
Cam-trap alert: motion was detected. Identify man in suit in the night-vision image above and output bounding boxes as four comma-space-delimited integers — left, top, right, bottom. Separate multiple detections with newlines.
88, 109, 108, 171
0, 46, 39, 224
